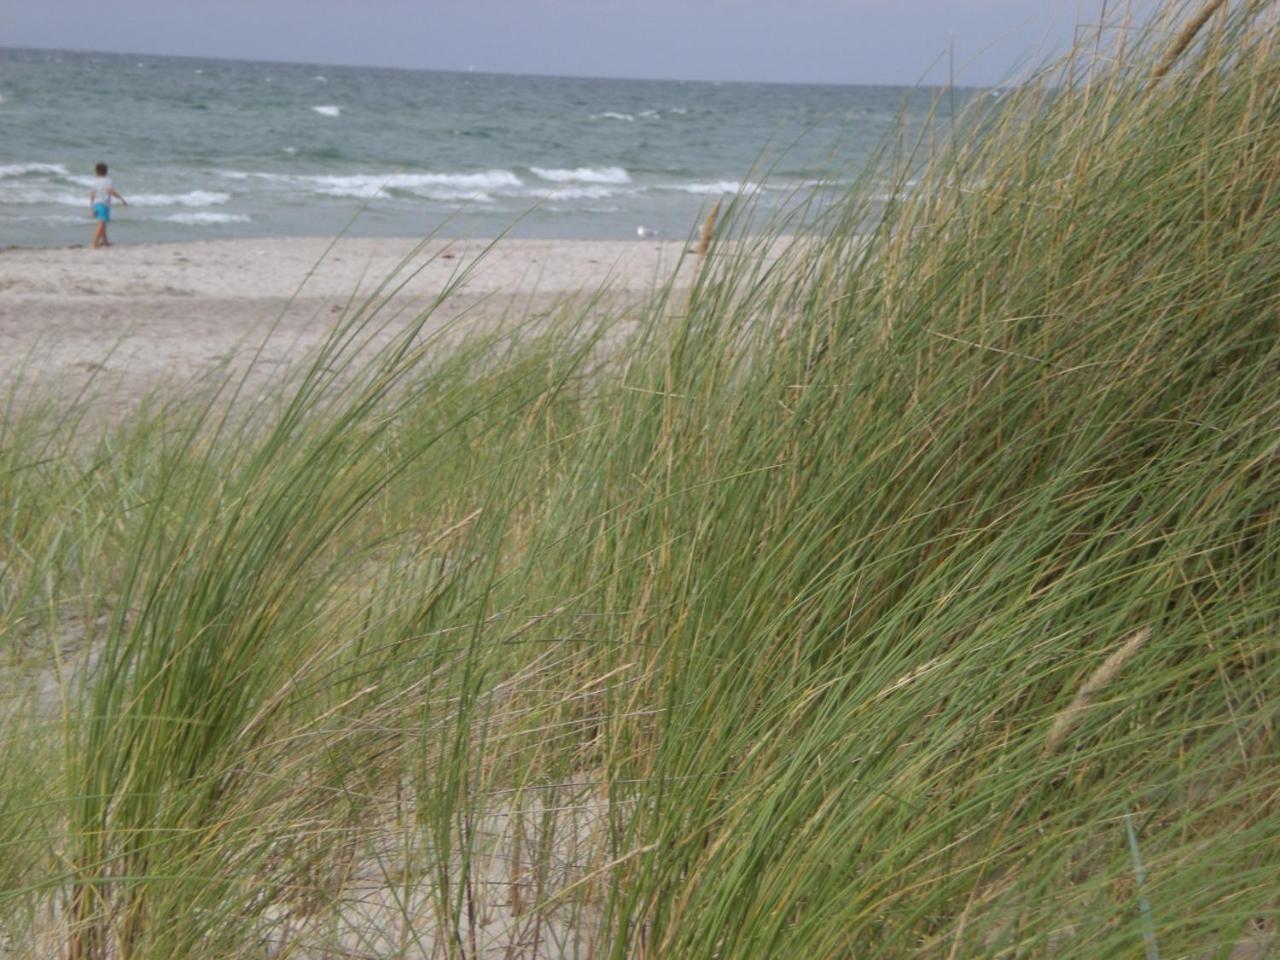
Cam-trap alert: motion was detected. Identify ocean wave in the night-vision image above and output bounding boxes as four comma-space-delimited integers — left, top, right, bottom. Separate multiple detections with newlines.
0, 213, 86, 225
659, 180, 762, 195
416, 190, 495, 203
0, 186, 231, 208
387, 170, 521, 191
0, 162, 69, 178
129, 191, 232, 207
530, 166, 630, 185
248, 170, 521, 199
159, 212, 252, 225
0, 187, 86, 206
528, 186, 620, 201
591, 112, 634, 122
312, 105, 341, 117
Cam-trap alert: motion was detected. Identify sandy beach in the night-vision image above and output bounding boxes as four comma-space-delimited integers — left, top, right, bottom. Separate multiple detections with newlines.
0, 236, 695, 409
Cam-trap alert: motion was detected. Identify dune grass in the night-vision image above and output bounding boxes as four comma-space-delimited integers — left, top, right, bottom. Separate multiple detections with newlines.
2, 2, 1278, 956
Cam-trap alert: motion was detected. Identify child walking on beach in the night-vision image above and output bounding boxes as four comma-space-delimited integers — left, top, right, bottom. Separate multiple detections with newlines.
88, 162, 127, 248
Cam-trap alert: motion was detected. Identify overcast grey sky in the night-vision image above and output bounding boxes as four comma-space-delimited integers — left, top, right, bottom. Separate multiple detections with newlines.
3, 1, 1141, 86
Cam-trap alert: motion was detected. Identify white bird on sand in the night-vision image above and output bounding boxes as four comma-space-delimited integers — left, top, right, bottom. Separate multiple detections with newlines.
636, 226, 658, 239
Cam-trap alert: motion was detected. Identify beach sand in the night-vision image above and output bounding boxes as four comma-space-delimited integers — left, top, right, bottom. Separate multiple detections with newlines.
0, 236, 696, 411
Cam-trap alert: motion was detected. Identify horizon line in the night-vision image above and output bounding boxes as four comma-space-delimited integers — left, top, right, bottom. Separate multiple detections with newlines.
0, 43, 992, 92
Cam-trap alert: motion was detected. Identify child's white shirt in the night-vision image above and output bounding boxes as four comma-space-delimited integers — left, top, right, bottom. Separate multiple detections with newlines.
91, 176, 114, 205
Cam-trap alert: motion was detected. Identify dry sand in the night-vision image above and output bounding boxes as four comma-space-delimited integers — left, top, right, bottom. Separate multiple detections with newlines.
0, 236, 696, 411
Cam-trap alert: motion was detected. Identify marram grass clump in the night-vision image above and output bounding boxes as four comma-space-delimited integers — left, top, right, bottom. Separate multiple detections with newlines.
1, 2, 1277, 957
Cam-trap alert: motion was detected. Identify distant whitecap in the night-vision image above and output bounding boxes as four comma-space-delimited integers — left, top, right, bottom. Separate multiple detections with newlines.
0, 162, 68, 178
127, 190, 232, 208
531, 166, 631, 185
281, 170, 521, 200
529, 186, 618, 201
161, 212, 251, 225
312, 105, 341, 117
662, 180, 759, 196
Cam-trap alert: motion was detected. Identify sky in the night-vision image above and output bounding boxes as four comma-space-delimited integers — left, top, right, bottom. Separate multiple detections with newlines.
2, 1, 1150, 86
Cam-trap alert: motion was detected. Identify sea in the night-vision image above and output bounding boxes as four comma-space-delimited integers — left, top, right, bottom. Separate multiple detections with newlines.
0, 47, 966, 246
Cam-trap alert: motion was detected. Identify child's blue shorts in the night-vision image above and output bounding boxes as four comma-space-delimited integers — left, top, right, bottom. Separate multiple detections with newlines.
92, 203, 111, 222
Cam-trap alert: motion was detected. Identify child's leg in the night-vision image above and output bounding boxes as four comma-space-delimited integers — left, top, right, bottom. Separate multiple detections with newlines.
91, 203, 112, 247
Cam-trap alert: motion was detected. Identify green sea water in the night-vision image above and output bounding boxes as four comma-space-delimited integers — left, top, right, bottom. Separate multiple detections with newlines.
0, 47, 965, 245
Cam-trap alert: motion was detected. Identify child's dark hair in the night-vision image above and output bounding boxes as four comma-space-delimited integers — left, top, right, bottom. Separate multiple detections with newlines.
94, 162, 108, 176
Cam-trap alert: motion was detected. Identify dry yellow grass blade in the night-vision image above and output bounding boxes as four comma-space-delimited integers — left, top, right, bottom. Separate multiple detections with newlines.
1043, 627, 1152, 756
1148, 0, 1231, 88
697, 198, 723, 261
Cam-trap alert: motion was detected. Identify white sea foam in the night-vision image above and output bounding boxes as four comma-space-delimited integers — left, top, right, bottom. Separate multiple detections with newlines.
0, 162, 69, 178
0, 184, 231, 208
638, 109, 659, 119
312, 105, 341, 117
314, 75, 328, 83
592, 112, 634, 122
160, 212, 252, 225
417, 190, 495, 203
271, 170, 522, 199
394, 170, 522, 191
0, 187, 84, 205
0, 213, 86, 225
530, 166, 631, 185
128, 191, 232, 207
528, 186, 619, 201
661, 180, 761, 195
